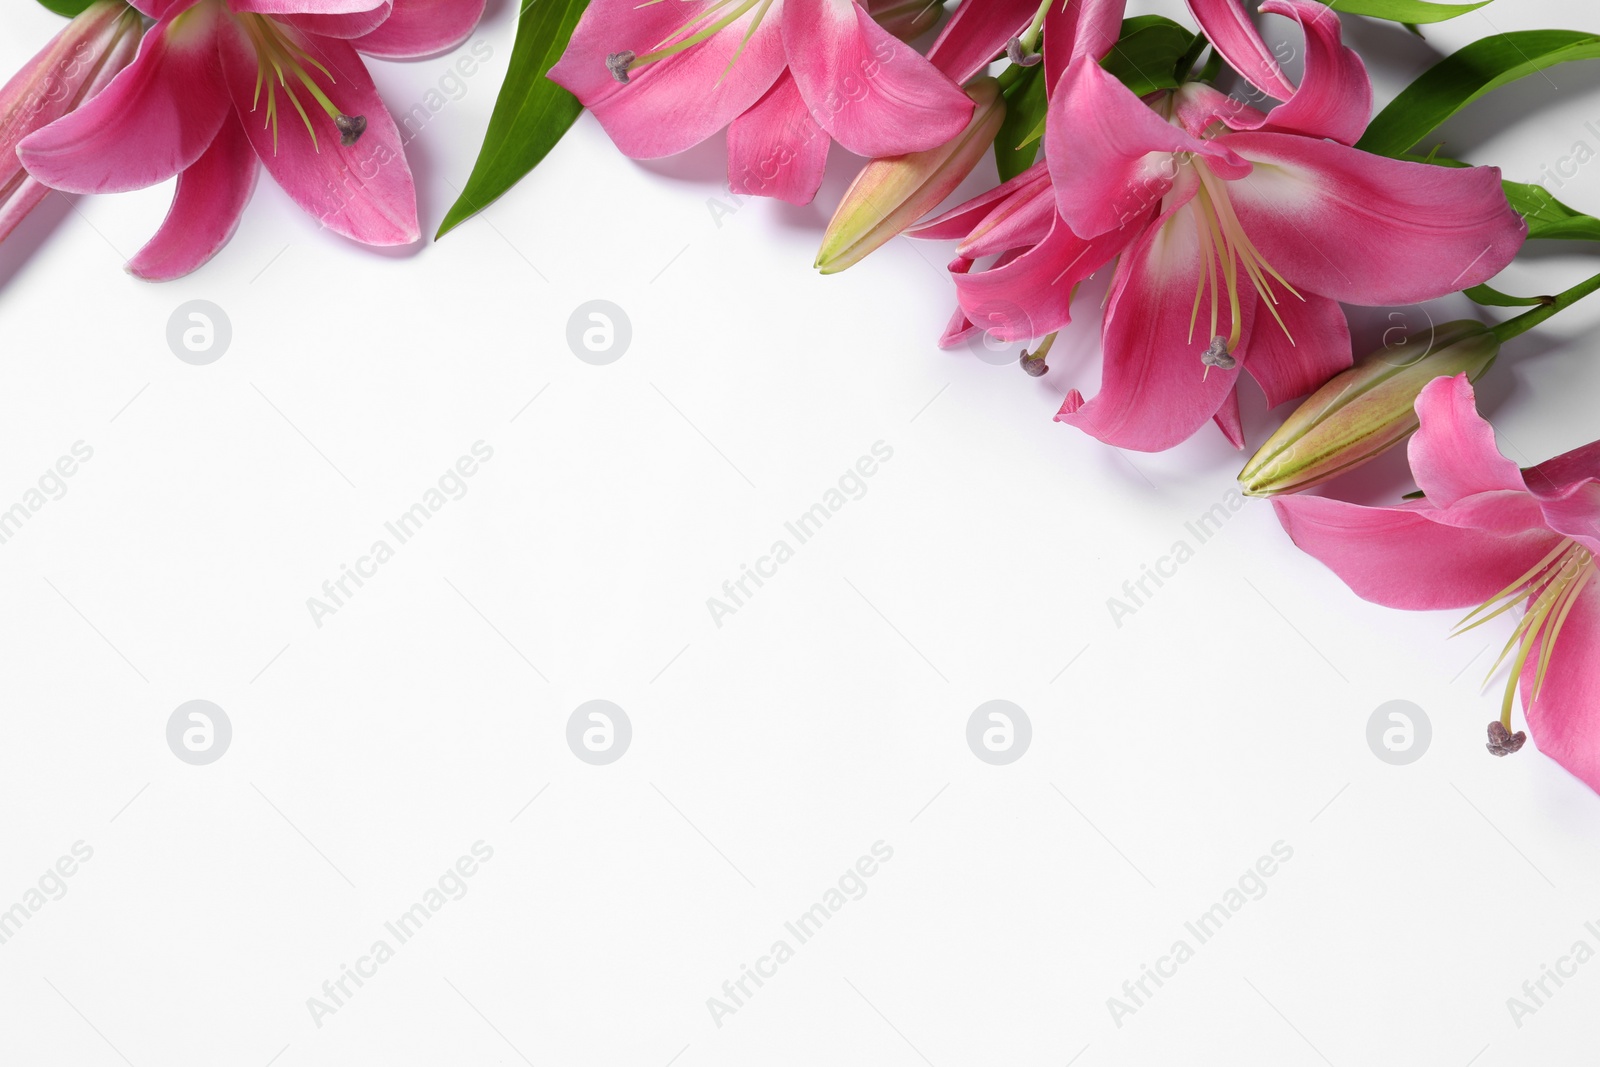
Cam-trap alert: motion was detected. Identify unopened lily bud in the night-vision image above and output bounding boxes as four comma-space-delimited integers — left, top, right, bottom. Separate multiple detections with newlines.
815, 77, 1004, 275
1239, 320, 1501, 497
865, 0, 943, 40
1, 0, 140, 245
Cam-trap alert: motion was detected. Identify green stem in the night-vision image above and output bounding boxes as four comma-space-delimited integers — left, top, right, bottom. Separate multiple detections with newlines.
1018, 0, 1053, 51
1492, 268, 1600, 343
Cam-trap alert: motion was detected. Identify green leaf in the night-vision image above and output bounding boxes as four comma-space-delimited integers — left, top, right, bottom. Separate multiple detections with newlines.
1357, 30, 1600, 158
1499, 179, 1600, 242
994, 62, 1047, 182
437, 0, 588, 239
1101, 15, 1199, 98
1325, 0, 1491, 24
1464, 283, 1551, 307
35, 0, 99, 14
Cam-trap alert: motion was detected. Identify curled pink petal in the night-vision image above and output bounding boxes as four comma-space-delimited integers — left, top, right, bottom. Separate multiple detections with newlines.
127, 109, 258, 280
352, 0, 486, 58
19, 0, 230, 194
1520, 585, 1600, 793
1408, 375, 1528, 508
1242, 290, 1351, 408
1185, 0, 1295, 101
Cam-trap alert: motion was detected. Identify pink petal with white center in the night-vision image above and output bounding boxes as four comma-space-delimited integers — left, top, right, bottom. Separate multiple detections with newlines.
1221, 132, 1526, 305
280, 5, 395, 41
551, 1, 785, 159
1055, 195, 1253, 451
1047, 58, 1249, 238
18, 0, 230, 194
1408, 375, 1528, 508
926, 0, 1036, 83
726, 71, 829, 204
1241, 289, 1350, 407
127, 109, 258, 280
1185, 0, 1295, 101
1272, 494, 1565, 610
781, 0, 973, 158
217, 18, 418, 244
1520, 583, 1600, 794
954, 213, 1131, 341
351, 0, 486, 58
1244, 0, 1370, 145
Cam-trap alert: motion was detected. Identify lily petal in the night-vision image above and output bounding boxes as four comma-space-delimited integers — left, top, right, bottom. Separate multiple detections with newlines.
218, 19, 418, 244
127, 110, 258, 280
1047, 58, 1248, 238
1222, 132, 1526, 305
351, 0, 485, 58
1055, 194, 1253, 451
1249, 0, 1370, 145
1043, 0, 1128, 88
1242, 289, 1351, 408
1520, 583, 1600, 793
548, 0, 785, 159
1409, 375, 1528, 508
954, 211, 1131, 341
18, 0, 230, 194
926, 0, 1035, 83
231, 0, 389, 14
279, 5, 395, 41
1185, 0, 1295, 101
727, 71, 829, 204
782, 0, 973, 158
1273, 494, 1565, 610
908, 160, 1051, 243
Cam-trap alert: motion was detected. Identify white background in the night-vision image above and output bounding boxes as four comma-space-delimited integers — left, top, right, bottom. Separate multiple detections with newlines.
5, 0, 1600, 1064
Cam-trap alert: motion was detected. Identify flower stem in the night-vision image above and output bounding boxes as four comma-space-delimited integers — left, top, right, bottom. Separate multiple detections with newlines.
1491, 268, 1600, 343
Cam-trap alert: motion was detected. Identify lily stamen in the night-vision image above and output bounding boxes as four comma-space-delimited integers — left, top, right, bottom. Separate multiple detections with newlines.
239, 14, 363, 152
608, 0, 766, 82
1454, 539, 1597, 728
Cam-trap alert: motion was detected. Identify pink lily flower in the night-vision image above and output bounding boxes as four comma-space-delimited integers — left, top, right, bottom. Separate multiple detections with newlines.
1043, 0, 1525, 451
18, 0, 485, 280
547, 0, 975, 206
904, 0, 1129, 345
2, 0, 141, 247
1275, 375, 1600, 792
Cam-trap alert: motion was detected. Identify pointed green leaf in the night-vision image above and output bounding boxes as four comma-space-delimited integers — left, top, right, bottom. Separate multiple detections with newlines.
36, 0, 100, 14
1326, 0, 1492, 24
437, 0, 589, 239
995, 62, 1046, 181
1101, 15, 1198, 98
1358, 30, 1600, 158
1499, 179, 1600, 242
